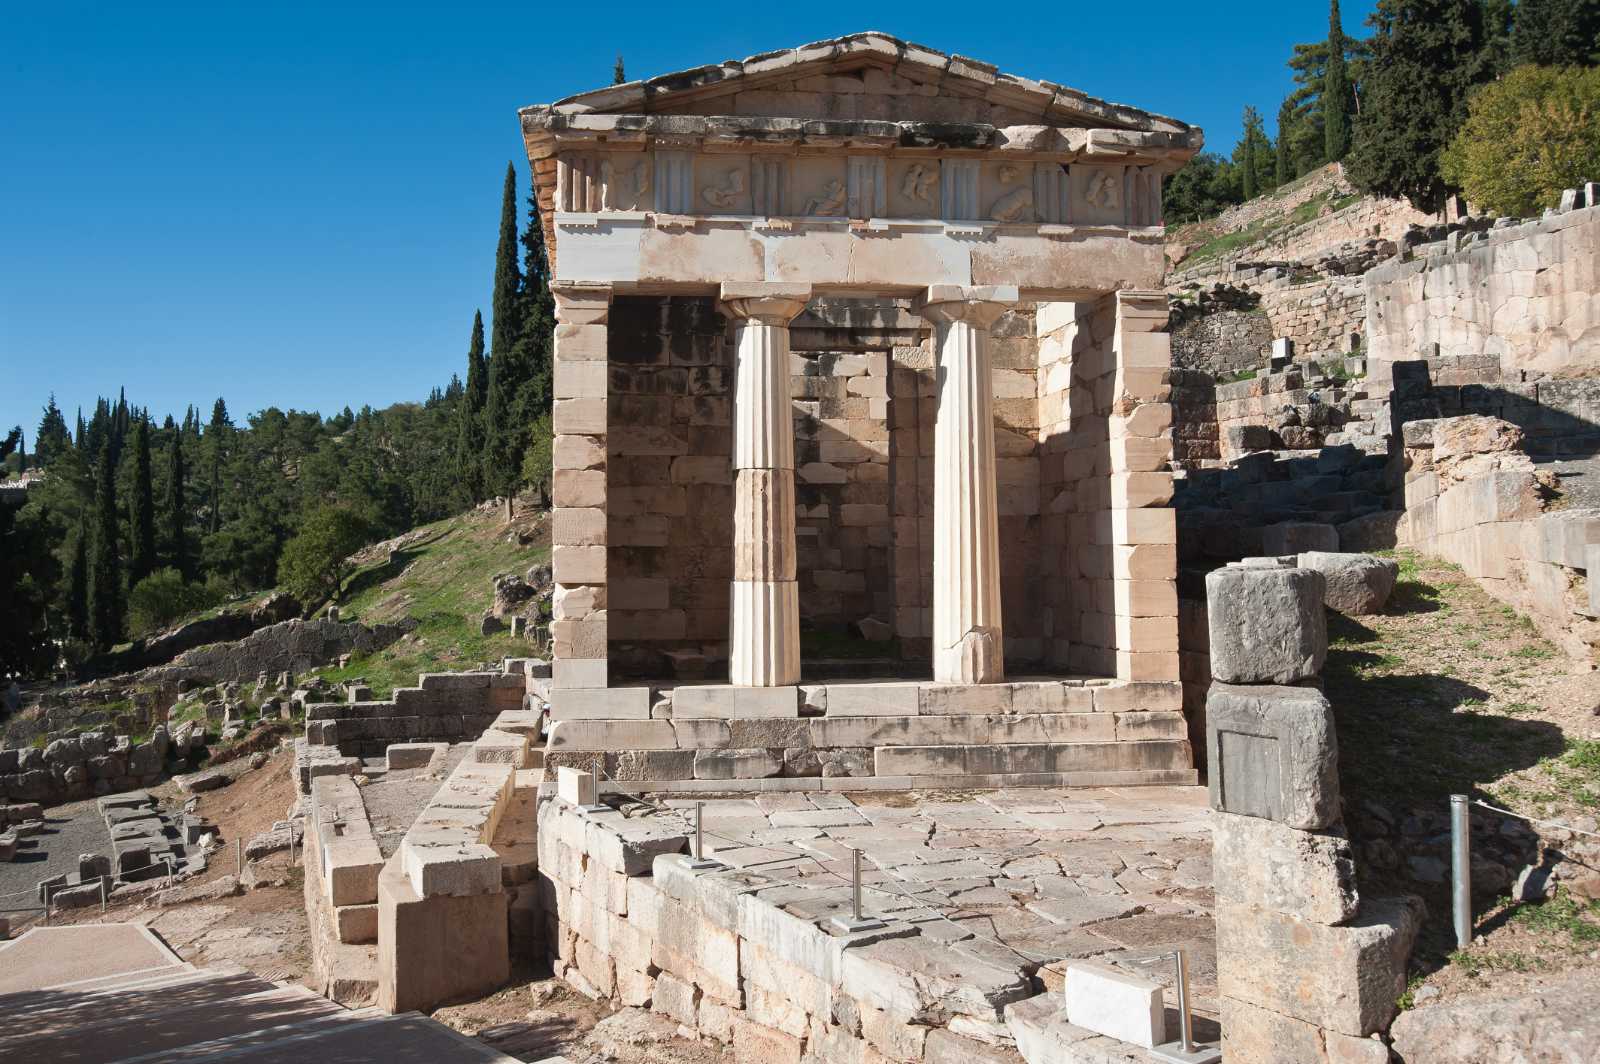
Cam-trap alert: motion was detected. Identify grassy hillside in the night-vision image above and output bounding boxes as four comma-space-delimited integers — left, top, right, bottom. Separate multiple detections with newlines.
312, 503, 550, 696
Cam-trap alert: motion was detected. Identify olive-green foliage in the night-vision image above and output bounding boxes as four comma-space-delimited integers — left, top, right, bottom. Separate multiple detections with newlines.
277, 505, 373, 606
1442, 64, 1600, 217
127, 567, 223, 638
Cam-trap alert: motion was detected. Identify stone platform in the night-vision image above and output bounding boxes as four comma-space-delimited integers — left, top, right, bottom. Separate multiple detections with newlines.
547, 677, 1197, 792
539, 785, 1217, 1062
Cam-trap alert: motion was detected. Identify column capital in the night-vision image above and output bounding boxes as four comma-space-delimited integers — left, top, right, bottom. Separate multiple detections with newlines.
914, 284, 1019, 329
552, 282, 614, 325
719, 282, 812, 325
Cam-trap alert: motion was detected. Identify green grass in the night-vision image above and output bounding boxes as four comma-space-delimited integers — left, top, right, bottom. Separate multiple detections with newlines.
1514, 888, 1600, 943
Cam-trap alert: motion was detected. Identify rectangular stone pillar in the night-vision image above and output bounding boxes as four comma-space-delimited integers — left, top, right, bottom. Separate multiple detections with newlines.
550, 284, 613, 692
719, 282, 811, 686
1109, 290, 1179, 682
915, 285, 1016, 684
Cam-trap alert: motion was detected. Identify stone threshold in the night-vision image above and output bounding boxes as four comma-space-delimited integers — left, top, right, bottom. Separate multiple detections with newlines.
544, 765, 1198, 796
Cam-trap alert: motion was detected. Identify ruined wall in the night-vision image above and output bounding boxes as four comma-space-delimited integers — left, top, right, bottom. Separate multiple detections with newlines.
1366, 201, 1600, 381
1170, 308, 1273, 377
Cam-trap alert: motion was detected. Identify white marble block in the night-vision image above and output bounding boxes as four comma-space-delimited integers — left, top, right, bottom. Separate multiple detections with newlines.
555, 767, 598, 807
1064, 960, 1167, 1048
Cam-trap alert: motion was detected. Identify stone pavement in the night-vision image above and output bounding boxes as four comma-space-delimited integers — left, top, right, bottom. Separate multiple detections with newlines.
657, 785, 1217, 1006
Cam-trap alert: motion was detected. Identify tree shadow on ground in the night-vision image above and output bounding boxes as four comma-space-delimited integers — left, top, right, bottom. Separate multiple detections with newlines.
1385, 579, 1442, 616
336, 541, 435, 608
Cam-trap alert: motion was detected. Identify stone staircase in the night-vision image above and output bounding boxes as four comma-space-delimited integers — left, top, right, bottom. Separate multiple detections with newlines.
0, 927, 515, 1062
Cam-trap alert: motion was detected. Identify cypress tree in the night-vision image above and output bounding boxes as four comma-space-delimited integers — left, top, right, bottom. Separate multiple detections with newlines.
207, 398, 231, 533
128, 417, 157, 586
166, 428, 192, 579
614, 55, 626, 84
1276, 100, 1295, 186
1346, 0, 1496, 212
75, 407, 86, 449
67, 517, 89, 641
456, 312, 488, 501
88, 438, 124, 650
1324, 0, 1351, 162
490, 163, 523, 363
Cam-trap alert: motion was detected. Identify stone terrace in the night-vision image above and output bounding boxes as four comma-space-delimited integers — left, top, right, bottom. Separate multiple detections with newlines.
539, 785, 1217, 1061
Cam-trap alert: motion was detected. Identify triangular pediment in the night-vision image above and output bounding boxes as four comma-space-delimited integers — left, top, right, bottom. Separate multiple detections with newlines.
533, 31, 1193, 136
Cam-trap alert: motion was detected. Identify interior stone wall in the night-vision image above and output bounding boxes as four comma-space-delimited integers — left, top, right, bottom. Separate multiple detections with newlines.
606, 296, 734, 676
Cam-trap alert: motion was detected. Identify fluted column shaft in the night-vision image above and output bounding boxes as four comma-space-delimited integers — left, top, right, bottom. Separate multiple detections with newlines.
720, 283, 811, 686
917, 285, 1016, 684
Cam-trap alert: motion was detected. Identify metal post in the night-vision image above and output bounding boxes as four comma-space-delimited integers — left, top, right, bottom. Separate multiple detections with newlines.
1451, 794, 1472, 950
99, 877, 107, 913
236, 838, 243, 878
688, 801, 720, 870
42, 883, 51, 926
830, 847, 885, 934
1172, 949, 1194, 1053
289, 826, 296, 866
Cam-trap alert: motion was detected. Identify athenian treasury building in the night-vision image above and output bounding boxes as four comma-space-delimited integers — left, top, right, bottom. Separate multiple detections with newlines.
520, 32, 1204, 789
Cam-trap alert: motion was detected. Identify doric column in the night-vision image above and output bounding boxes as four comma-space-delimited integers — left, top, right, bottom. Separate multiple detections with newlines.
915, 285, 1017, 684
719, 282, 811, 687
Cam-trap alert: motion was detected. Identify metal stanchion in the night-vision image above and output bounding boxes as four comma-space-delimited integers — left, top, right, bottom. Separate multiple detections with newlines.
42, 884, 52, 926
829, 848, 885, 933
1152, 948, 1219, 1063
99, 878, 107, 913
687, 801, 721, 871
236, 838, 243, 878
1451, 794, 1472, 950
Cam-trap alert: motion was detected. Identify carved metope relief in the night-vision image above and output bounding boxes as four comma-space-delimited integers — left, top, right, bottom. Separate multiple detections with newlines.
941, 159, 981, 221
847, 156, 887, 218
654, 151, 694, 214
702, 166, 746, 209
1075, 164, 1127, 226
988, 164, 1035, 223
804, 179, 846, 216
600, 157, 651, 211
902, 163, 938, 207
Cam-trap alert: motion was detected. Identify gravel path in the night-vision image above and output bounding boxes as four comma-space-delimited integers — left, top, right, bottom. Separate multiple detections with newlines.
0, 798, 113, 920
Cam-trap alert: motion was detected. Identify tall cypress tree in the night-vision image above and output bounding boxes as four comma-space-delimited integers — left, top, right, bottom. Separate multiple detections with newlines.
456, 311, 488, 501
88, 438, 124, 650
207, 398, 231, 533
1324, 0, 1351, 162
482, 164, 530, 499
67, 516, 89, 641
166, 428, 192, 579
1346, 0, 1496, 212
35, 396, 71, 468
1276, 100, 1295, 186
614, 55, 626, 84
128, 417, 157, 586
490, 163, 523, 363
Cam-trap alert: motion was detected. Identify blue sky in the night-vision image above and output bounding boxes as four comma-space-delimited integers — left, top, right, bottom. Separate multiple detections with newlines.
0, 1, 1377, 439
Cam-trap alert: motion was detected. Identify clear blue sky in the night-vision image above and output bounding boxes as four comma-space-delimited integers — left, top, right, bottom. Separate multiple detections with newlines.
0, 1, 1377, 440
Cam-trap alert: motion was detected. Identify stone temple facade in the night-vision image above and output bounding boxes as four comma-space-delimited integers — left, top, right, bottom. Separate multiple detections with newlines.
520, 33, 1206, 789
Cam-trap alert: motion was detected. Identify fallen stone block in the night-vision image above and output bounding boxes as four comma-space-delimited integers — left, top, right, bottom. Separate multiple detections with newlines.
1207, 683, 1340, 830
386, 743, 445, 771
1297, 551, 1400, 615
1389, 967, 1600, 1064
1205, 566, 1327, 684
556, 767, 598, 806
1215, 895, 1422, 1037
176, 769, 230, 794
1064, 960, 1166, 1048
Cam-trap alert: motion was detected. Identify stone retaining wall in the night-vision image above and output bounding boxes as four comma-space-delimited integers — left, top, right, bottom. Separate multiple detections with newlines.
1366, 196, 1600, 381
536, 794, 1054, 1064
304, 671, 527, 758
1398, 415, 1598, 656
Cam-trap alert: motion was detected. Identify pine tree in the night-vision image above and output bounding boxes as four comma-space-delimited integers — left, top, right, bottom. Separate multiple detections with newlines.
166, 428, 192, 579
75, 407, 86, 449
1346, 0, 1499, 212
1324, 0, 1351, 162
1238, 107, 1267, 199
614, 55, 627, 84
207, 398, 231, 533
456, 311, 488, 501
1511, 0, 1600, 66
87, 438, 124, 650
128, 417, 157, 586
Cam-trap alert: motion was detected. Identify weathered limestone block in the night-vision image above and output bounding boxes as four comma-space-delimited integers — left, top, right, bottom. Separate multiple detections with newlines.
1207, 683, 1339, 830
1220, 996, 1390, 1064
672, 684, 798, 719
693, 748, 783, 780
1205, 566, 1327, 684
1297, 552, 1400, 616
1216, 896, 1422, 1037
1212, 809, 1358, 924
1389, 967, 1600, 1064
556, 767, 598, 806
841, 935, 1032, 1024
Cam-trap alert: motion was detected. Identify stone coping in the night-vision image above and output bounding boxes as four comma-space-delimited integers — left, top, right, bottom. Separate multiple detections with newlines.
542, 766, 1199, 797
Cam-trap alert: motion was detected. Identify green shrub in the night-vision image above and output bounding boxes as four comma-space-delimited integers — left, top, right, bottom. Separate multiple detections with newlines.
1442, 65, 1600, 217
127, 568, 223, 637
